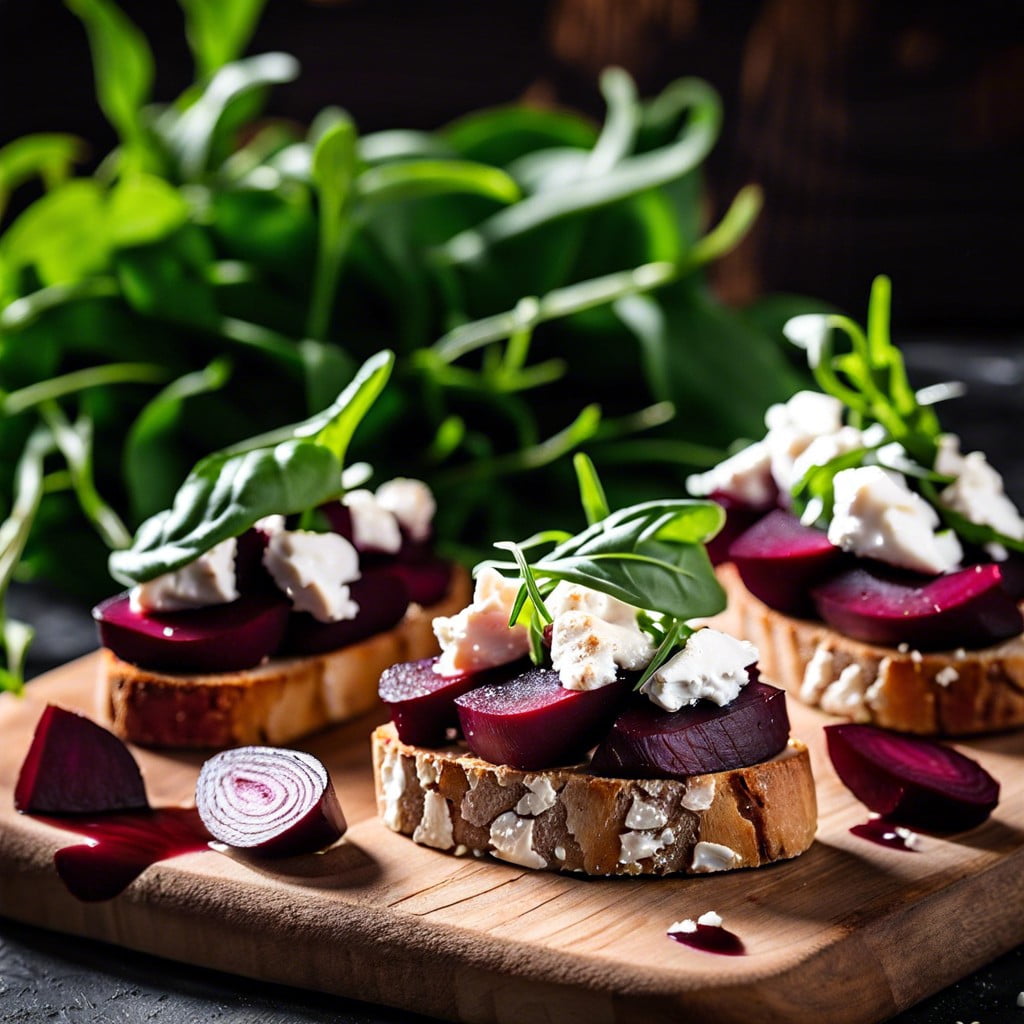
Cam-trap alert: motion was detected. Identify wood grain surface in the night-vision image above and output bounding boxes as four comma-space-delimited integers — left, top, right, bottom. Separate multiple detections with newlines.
1, 654, 1023, 1024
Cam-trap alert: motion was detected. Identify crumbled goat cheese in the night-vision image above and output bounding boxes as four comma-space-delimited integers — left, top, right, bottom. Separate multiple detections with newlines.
263, 530, 360, 622
935, 666, 959, 687
763, 390, 845, 493
800, 645, 835, 704
789, 425, 869, 488
681, 777, 716, 812
625, 796, 669, 830
939, 446, 1024, 542
515, 776, 558, 817
551, 611, 655, 691
691, 841, 740, 873
619, 827, 675, 867
254, 514, 286, 535
375, 477, 436, 542
342, 489, 402, 553
433, 567, 530, 675
379, 744, 406, 831
828, 466, 962, 574
642, 629, 757, 711
131, 537, 239, 613
819, 663, 871, 722
668, 910, 724, 935
546, 581, 644, 627
413, 791, 454, 850
686, 440, 774, 507
488, 811, 546, 868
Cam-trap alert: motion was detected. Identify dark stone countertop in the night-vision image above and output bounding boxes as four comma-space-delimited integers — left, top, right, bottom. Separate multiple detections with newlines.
3, 339, 1024, 1024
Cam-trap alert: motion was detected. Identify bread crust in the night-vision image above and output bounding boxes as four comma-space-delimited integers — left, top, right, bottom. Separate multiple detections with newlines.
371, 722, 817, 876
713, 562, 1024, 735
100, 566, 472, 749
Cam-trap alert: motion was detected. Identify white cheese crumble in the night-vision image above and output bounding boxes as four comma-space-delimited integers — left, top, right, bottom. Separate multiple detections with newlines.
415, 753, 439, 788
763, 390, 845, 493
130, 537, 239, 613
819, 663, 871, 722
789, 425, 868, 488
263, 529, 360, 622
515, 776, 558, 816
379, 745, 406, 832
667, 910, 723, 934
375, 477, 436, 541
432, 567, 530, 675
681, 777, 716, 812
691, 841, 741, 873
938, 440, 1024, 542
618, 827, 675, 866
935, 665, 959, 687
625, 796, 669, 830
413, 790, 453, 850
488, 811, 546, 868
642, 628, 757, 711
342, 488, 402, 553
550, 611, 655, 691
800, 645, 835, 704
553, 845, 567, 862
254, 514, 286, 535
828, 466, 963, 574
686, 440, 774, 507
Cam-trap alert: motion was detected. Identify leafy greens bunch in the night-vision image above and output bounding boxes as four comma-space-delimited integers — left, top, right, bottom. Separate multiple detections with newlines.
487, 453, 726, 688
0, 0, 815, 690
783, 275, 1022, 554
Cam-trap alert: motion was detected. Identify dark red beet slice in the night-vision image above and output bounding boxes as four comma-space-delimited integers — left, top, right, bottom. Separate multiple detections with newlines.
94, 591, 291, 674
389, 557, 453, 606
455, 668, 632, 770
281, 569, 409, 656
730, 510, 844, 615
589, 680, 790, 780
379, 657, 529, 747
825, 723, 999, 831
705, 492, 769, 567
195, 746, 346, 856
234, 526, 278, 593
811, 563, 1024, 652
15, 705, 148, 814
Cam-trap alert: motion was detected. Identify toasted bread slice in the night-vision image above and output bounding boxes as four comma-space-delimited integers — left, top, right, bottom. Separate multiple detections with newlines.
371, 721, 816, 876
713, 562, 1024, 735
101, 567, 471, 748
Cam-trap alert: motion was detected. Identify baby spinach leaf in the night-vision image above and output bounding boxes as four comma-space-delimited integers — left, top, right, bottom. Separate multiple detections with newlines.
179, 0, 268, 80
573, 452, 609, 525
357, 160, 520, 206
107, 175, 190, 249
0, 134, 85, 220
444, 106, 598, 167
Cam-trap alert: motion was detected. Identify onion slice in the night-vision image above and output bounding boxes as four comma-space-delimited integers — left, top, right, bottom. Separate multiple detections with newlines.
825, 724, 999, 831
196, 747, 346, 856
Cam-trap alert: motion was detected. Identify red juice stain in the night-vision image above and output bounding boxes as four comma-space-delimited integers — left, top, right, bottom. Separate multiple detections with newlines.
850, 818, 920, 852
37, 808, 210, 901
668, 923, 746, 956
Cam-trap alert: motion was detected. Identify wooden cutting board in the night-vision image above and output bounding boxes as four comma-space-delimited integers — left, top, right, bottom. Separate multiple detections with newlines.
2, 654, 1024, 1024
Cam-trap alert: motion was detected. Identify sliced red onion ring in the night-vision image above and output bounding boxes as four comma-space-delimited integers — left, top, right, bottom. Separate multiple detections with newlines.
196, 747, 346, 857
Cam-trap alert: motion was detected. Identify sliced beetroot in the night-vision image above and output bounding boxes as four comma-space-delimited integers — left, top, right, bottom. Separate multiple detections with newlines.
455, 668, 632, 770
730, 510, 844, 615
94, 591, 291, 674
281, 569, 408, 656
825, 723, 999, 831
15, 705, 148, 814
705, 492, 769, 567
380, 656, 528, 747
234, 526, 276, 593
389, 557, 453, 607
811, 563, 1024, 652
589, 680, 790, 780
195, 746, 346, 857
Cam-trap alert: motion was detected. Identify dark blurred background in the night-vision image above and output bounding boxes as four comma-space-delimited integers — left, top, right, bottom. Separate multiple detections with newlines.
3, 0, 1024, 329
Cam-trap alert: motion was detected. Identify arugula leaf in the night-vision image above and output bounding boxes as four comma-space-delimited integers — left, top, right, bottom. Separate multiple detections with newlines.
179, 0, 268, 79
573, 453, 610, 526
919, 479, 1024, 555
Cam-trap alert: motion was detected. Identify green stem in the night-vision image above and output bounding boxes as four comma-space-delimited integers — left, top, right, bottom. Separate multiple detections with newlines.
2, 363, 170, 417
307, 217, 356, 341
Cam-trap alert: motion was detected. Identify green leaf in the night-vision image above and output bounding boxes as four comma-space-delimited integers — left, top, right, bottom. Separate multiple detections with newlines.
109, 439, 344, 584
124, 358, 233, 522
919, 480, 1024, 555
357, 160, 521, 206
0, 180, 108, 286
108, 174, 190, 248
0, 134, 85, 219
0, 619, 34, 694
358, 130, 456, 164
66, 0, 154, 155
179, 0, 268, 79
573, 452, 609, 525
444, 106, 598, 167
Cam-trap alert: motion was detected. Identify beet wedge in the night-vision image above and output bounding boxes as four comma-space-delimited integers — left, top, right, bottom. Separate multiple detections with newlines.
15, 705, 148, 814
811, 563, 1023, 652
590, 681, 790, 780
281, 569, 408, 656
730, 510, 844, 615
825, 723, 999, 831
196, 746, 346, 857
705, 493, 769, 568
455, 668, 632, 770
94, 591, 290, 674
